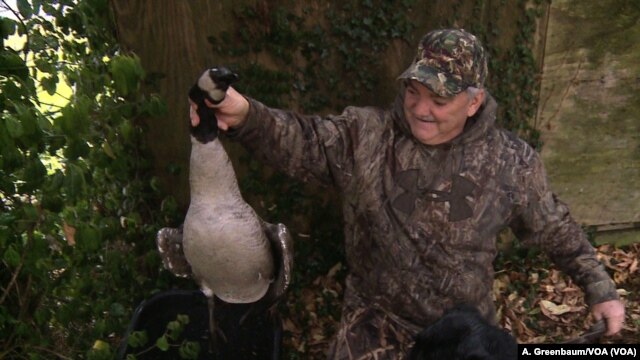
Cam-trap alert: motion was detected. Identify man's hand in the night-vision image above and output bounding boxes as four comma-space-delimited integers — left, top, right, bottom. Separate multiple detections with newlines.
591, 299, 625, 336
189, 87, 249, 130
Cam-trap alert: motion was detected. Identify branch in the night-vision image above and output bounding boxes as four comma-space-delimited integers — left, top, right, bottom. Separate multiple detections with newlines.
30, 346, 74, 360
0, 217, 37, 306
0, 248, 26, 305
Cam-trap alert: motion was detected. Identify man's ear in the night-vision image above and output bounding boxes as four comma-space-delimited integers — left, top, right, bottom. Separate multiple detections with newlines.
466, 89, 485, 117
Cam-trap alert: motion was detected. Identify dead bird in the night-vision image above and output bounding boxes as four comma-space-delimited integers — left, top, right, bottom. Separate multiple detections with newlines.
185, 67, 274, 305
157, 67, 292, 355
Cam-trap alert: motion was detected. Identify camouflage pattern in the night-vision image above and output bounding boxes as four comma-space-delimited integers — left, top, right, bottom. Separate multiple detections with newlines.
398, 28, 488, 97
226, 88, 618, 359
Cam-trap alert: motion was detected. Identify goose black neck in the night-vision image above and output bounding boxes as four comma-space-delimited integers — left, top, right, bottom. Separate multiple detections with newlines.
189, 84, 219, 144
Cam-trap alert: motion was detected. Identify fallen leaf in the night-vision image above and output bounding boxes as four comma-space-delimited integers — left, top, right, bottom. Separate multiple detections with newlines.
616, 288, 629, 296
540, 299, 571, 316
629, 257, 638, 274
63, 222, 76, 246
327, 262, 342, 278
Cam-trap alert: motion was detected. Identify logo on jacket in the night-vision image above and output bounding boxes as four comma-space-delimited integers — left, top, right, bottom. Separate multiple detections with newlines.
392, 169, 477, 221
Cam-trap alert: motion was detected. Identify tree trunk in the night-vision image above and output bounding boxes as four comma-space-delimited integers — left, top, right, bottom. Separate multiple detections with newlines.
109, 0, 237, 210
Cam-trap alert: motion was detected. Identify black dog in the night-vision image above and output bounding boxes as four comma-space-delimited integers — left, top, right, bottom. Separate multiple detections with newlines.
408, 305, 517, 360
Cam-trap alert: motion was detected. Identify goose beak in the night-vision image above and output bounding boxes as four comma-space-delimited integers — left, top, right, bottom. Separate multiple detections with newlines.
208, 68, 239, 91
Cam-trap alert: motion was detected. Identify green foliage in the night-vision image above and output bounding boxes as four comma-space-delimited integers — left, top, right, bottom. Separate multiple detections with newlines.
118, 314, 200, 360
0, 1, 182, 358
467, 0, 545, 149
210, 0, 416, 112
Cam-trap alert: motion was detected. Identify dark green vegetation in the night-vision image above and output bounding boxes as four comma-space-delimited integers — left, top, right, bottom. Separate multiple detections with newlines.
1, 1, 186, 358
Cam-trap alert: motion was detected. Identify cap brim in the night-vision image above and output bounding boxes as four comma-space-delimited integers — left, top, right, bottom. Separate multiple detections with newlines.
398, 63, 465, 97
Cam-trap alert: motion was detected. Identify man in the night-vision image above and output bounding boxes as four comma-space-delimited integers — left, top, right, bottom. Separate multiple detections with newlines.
190, 29, 625, 359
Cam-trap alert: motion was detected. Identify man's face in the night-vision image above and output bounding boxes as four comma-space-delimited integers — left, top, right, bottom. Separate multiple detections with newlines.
403, 80, 484, 145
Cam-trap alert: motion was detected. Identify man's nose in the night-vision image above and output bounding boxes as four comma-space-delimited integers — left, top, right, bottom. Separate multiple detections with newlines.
413, 98, 432, 117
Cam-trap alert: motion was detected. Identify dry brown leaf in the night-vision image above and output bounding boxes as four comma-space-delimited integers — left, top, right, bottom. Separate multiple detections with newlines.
616, 288, 629, 296
540, 299, 572, 316
283, 318, 299, 333
542, 284, 555, 293
63, 222, 76, 246
327, 262, 342, 278
629, 257, 638, 274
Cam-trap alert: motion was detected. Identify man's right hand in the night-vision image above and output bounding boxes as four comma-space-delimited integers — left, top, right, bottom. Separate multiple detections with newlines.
189, 86, 250, 130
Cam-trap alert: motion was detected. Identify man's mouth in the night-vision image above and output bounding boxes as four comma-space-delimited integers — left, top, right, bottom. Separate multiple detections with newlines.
414, 115, 436, 123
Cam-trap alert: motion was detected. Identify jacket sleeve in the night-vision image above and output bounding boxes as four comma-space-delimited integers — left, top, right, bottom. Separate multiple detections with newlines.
225, 97, 368, 191
509, 148, 619, 306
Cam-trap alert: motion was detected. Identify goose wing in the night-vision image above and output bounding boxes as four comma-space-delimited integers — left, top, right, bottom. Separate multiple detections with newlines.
262, 221, 293, 302
240, 220, 293, 324
156, 227, 192, 278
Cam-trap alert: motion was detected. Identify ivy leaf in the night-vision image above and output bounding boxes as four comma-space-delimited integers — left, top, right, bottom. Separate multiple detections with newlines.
13, 102, 38, 137
101, 141, 116, 159
40, 193, 64, 212
166, 320, 183, 341
88, 340, 113, 360
142, 94, 168, 118
45, 169, 65, 191
127, 331, 148, 349
5, 115, 24, 138
20, 157, 47, 193
109, 55, 145, 97
176, 314, 190, 325
109, 302, 126, 317
118, 120, 135, 142
64, 138, 90, 160
155, 335, 169, 352
34, 56, 56, 74
41, 75, 58, 95
3, 244, 21, 267
36, 112, 53, 132
58, 96, 92, 137
77, 224, 101, 252
0, 145, 23, 175
17, 0, 34, 19
31, 0, 42, 16
63, 163, 86, 202
178, 341, 201, 360
0, 17, 17, 39
1, 77, 30, 102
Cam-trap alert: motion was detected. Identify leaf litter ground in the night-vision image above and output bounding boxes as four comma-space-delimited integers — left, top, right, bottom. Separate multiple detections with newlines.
281, 244, 639, 358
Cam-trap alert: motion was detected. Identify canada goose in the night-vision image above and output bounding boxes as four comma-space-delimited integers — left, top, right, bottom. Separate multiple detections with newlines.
157, 67, 293, 354
185, 68, 274, 304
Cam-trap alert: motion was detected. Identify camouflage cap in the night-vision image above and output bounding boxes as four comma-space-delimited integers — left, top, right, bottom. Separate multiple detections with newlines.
398, 29, 488, 97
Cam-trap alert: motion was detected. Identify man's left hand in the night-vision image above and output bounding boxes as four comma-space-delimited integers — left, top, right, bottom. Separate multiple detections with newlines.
591, 299, 625, 336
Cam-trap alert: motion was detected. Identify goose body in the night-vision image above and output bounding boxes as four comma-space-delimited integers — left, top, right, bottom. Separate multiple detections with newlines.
183, 136, 274, 303
182, 67, 274, 304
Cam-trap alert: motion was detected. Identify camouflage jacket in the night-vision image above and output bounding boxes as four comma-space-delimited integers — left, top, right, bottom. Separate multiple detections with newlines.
227, 90, 618, 358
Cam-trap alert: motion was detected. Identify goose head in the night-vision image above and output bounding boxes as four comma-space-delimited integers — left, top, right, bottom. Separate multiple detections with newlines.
188, 67, 239, 144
